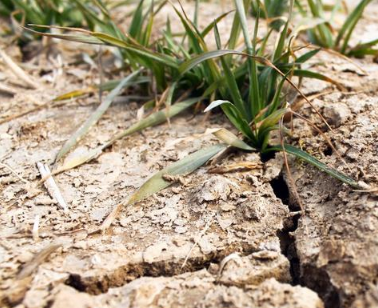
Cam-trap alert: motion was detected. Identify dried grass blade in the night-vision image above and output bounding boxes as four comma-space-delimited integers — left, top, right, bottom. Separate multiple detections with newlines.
212, 128, 254, 151
0, 82, 18, 95
37, 163, 68, 212
0, 50, 39, 89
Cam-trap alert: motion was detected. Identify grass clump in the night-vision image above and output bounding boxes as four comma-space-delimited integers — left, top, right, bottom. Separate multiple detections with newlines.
1, 0, 85, 40
296, 0, 377, 57
0, 0, 130, 43
26, 0, 362, 219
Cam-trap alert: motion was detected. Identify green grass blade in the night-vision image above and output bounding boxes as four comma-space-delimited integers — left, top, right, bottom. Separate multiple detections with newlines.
307, 0, 334, 47
127, 144, 227, 204
25, 26, 105, 45
352, 37, 378, 49
295, 49, 321, 63
104, 97, 200, 147
91, 32, 179, 68
272, 0, 292, 61
336, 0, 371, 53
171, 4, 203, 54
193, 0, 199, 28
55, 70, 141, 162
293, 69, 343, 89
266, 75, 286, 115
347, 37, 378, 57
171, 2, 221, 83
201, 10, 234, 38
269, 144, 361, 188
234, 0, 260, 117
141, 1, 155, 46
214, 22, 246, 116
129, 0, 145, 39
227, 11, 240, 50
204, 99, 236, 112
205, 100, 256, 142
257, 28, 274, 56
233, 0, 252, 51
179, 50, 236, 74
258, 108, 287, 139
179, 49, 270, 74
348, 46, 378, 57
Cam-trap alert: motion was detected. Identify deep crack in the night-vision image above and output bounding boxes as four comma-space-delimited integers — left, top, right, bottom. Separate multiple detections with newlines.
271, 171, 341, 308
270, 172, 301, 285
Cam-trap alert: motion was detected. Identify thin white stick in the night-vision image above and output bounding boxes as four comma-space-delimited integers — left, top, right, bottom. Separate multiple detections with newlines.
0, 162, 29, 184
32, 214, 40, 241
0, 82, 17, 95
37, 162, 68, 212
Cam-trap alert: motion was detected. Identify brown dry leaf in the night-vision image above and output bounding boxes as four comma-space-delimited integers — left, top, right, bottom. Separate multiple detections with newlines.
208, 161, 263, 174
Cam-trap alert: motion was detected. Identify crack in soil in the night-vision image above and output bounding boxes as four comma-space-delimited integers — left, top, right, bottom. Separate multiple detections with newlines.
271, 171, 341, 308
270, 172, 301, 285
65, 243, 259, 294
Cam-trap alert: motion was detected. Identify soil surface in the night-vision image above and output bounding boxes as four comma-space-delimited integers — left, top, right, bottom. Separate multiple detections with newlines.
1, 1, 378, 308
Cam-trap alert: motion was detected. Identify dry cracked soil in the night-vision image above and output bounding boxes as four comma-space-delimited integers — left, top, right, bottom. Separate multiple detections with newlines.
1, 1, 378, 308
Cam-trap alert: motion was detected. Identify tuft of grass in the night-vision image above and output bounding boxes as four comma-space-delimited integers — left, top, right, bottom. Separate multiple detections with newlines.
296, 0, 377, 56
27, 0, 361, 216
0, 0, 133, 42
1, 0, 85, 41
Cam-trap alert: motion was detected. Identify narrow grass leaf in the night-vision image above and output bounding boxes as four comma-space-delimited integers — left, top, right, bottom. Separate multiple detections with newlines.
55, 70, 141, 162
201, 10, 234, 38
25, 26, 105, 44
293, 69, 344, 90
295, 48, 321, 63
214, 23, 246, 114
92, 32, 179, 68
270, 144, 361, 188
347, 38, 378, 57
180, 50, 269, 74
336, 0, 371, 53
234, 0, 260, 116
205, 100, 255, 141
129, 0, 145, 38
128, 143, 227, 204
204, 99, 236, 112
